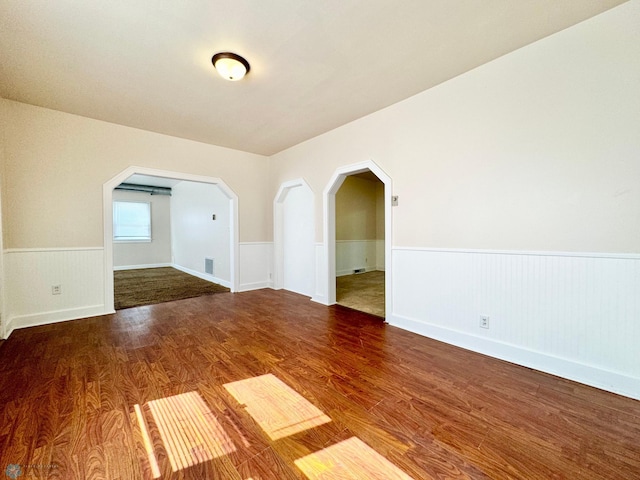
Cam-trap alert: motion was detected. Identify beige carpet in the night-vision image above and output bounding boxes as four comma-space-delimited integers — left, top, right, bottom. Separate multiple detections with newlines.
336, 271, 385, 318
114, 267, 229, 310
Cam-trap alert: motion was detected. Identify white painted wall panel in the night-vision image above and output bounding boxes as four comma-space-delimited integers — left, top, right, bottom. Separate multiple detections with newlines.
312, 244, 327, 305
238, 242, 272, 292
282, 185, 314, 296
336, 240, 379, 276
390, 248, 640, 399
171, 182, 231, 282
376, 239, 385, 271
4, 248, 106, 336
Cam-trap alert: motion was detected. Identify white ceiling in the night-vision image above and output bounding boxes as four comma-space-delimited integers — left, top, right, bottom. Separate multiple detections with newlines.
0, 0, 626, 156
122, 174, 182, 189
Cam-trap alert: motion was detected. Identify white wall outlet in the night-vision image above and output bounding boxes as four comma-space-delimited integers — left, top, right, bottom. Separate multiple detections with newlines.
52, 285, 62, 295
480, 314, 490, 329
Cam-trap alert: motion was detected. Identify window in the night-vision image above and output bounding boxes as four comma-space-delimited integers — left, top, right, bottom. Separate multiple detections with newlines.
113, 201, 151, 242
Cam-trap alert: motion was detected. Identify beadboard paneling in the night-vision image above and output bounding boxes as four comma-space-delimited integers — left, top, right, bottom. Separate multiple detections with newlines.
4, 248, 106, 337
238, 242, 272, 292
312, 243, 328, 305
390, 248, 640, 399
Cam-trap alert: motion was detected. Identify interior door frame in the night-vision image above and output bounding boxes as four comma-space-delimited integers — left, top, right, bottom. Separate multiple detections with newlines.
102, 166, 239, 312
323, 160, 392, 317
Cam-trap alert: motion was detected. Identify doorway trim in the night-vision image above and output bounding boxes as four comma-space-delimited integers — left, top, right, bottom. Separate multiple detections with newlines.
323, 160, 392, 316
102, 166, 239, 312
273, 178, 314, 291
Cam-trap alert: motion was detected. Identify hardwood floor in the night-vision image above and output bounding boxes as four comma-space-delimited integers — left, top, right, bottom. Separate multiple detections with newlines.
0, 289, 638, 479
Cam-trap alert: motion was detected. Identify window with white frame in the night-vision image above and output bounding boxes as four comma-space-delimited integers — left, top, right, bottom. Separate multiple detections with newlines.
113, 201, 151, 242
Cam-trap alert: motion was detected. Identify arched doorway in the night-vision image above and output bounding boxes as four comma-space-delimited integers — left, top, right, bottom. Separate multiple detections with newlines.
323, 160, 392, 317
102, 166, 239, 312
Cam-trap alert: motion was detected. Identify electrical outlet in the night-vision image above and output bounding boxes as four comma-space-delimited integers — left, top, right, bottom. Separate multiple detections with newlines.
480, 315, 490, 329
52, 285, 62, 295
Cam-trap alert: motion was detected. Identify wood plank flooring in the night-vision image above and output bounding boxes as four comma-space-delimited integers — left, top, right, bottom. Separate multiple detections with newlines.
0, 289, 639, 479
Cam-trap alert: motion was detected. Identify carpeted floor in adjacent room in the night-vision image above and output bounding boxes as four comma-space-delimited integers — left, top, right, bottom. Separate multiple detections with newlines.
114, 267, 229, 310
336, 270, 385, 318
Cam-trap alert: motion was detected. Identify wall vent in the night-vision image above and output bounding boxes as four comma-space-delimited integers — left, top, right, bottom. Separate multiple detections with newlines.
205, 258, 214, 275
354, 268, 366, 274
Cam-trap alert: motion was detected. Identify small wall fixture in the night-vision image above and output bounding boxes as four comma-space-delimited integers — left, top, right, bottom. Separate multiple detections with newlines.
211, 52, 250, 81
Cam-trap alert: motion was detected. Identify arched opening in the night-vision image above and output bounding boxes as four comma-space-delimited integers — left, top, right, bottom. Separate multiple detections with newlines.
335, 172, 385, 316
102, 166, 239, 312
273, 178, 315, 296
323, 160, 392, 317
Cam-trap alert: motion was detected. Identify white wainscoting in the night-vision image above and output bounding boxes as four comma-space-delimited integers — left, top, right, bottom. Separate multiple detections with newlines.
311, 243, 328, 305
238, 242, 273, 292
336, 240, 383, 276
376, 239, 385, 272
4, 248, 107, 338
389, 247, 640, 400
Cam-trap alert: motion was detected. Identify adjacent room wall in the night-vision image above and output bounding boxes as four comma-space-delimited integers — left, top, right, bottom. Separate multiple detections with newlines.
375, 181, 385, 269
335, 175, 384, 275
171, 181, 231, 286
112, 189, 172, 269
269, 2, 640, 399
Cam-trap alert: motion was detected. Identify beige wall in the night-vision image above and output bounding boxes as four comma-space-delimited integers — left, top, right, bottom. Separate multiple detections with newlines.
1, 100, 270, 249
112, 189, 172, 267
335, 176, 379, 241
2, 2, 639, 255
375, 181, 384, 240
270, 2, 640, 253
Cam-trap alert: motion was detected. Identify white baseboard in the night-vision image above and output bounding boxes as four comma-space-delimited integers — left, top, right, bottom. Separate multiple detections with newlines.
238, 281, 271, 292
5, 305, 109, 339
336, 266, 380, 277
171, 263, 231, 288
113, 263, 172, 271
388, 312, 640, 401
311, 294, 329, 306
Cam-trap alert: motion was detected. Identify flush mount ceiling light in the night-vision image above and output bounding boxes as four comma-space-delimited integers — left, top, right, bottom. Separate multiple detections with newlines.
211, 52, 250, 81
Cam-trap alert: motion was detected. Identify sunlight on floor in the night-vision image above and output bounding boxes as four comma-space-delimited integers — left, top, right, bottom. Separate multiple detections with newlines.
132, 376, 414, 479
224, 373, 332, 440
295, 437, 414, 480
134, 403, 161, 478
145, 391, 236, 474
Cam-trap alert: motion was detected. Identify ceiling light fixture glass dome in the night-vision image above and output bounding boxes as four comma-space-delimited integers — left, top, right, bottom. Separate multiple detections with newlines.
211, 52, 250, 81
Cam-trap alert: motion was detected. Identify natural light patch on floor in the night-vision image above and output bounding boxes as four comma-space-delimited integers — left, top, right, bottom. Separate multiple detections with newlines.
146, 391, 236, 473
134, 403, 162, 478
224, 373, 332, 440
295, 437, 414, 479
